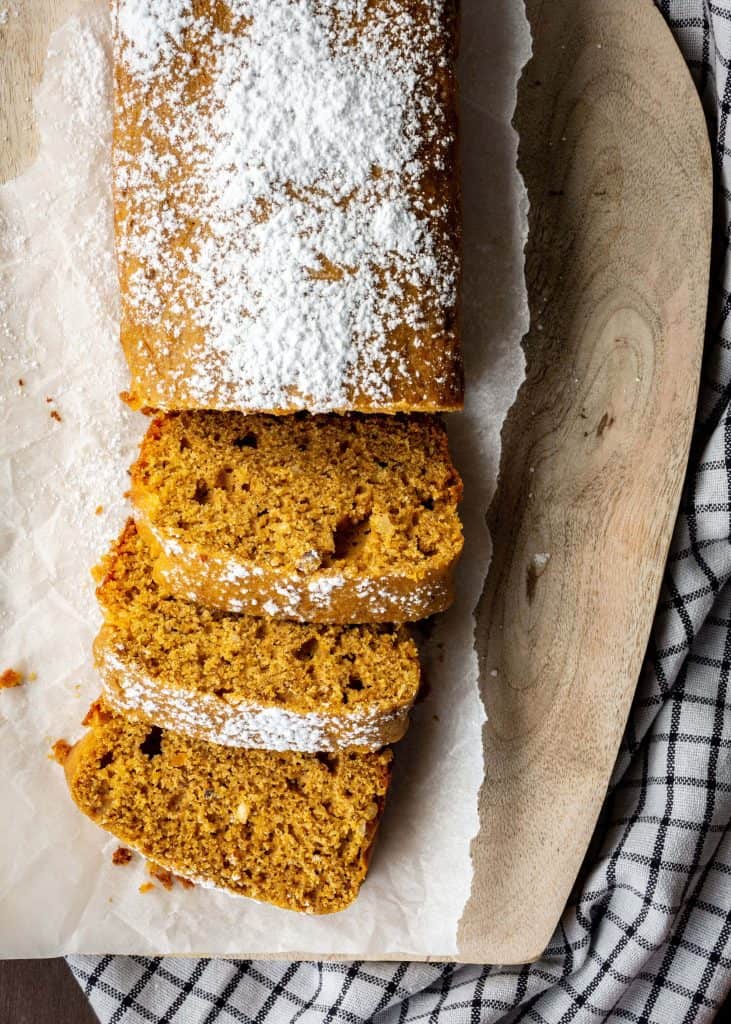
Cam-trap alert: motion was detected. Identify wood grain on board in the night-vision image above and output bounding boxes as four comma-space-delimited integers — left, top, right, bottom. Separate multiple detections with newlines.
458, 0, 712, 963
0, 0, 712, 965
0, 0, 84, 183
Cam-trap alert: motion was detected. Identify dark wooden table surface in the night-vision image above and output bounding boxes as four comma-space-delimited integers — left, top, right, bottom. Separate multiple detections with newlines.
0, 959, 98, 1024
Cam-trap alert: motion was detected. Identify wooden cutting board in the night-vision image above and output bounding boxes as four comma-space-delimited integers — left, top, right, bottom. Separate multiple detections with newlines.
457, 0, 712, 963
0, 0, 711, 964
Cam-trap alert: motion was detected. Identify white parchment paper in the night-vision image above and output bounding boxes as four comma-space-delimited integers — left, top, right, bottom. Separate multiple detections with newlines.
0, 0, 530, 957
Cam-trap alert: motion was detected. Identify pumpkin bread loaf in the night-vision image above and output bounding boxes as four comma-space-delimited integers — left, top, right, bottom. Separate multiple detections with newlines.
130, 411, 464, 623
63, 701, 392, 913
94, 520, 420, 752
113, 0, 462, 414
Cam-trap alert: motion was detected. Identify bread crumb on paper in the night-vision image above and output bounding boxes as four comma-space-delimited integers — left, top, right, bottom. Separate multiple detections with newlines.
143, 861, 194, 891
112, 847, 133, 866
138, 882, 155, 894
0, 668, 23, 689
50, 410, 62, 422
147, 862, 174, 890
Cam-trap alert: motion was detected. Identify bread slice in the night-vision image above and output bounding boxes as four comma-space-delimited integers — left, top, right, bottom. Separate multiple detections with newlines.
113, 0, 462, 414
62, 701, 392, 914
94, 520, 420, 752
130, 411, 463, 623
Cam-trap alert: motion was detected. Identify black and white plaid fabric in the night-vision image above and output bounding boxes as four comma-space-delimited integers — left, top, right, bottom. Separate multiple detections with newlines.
67, 2, 731, 1020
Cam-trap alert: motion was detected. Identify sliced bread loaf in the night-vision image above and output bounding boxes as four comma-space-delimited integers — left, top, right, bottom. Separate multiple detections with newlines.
62, 701, 392, 913
94, 520, 420, 752
130, 411, 463, 623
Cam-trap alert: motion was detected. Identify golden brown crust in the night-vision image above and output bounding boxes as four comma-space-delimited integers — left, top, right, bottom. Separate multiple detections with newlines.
51, 739, 73, 765
150, 542, 458, 623
113, 1, 462, 413
64, 703, 392, 914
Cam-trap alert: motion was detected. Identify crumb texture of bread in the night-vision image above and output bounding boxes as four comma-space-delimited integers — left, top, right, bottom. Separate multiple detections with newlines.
113, 0, 462, 413
129, 411, 463, 622
95, 520, 419, 751
65, 703, 392, 914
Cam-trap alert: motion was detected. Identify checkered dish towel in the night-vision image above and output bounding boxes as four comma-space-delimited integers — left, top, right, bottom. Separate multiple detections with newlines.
68, 2, 731, 1020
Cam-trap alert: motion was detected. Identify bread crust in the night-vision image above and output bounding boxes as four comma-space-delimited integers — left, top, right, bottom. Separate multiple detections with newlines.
113, 1, 462, 413
144, 523, 459, 623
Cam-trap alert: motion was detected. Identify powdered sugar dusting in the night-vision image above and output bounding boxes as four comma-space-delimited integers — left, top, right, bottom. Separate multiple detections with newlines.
116, 0, 191, 74
114, 0, 459, 411
0, 7, 141, 647
154, 539, 452, 623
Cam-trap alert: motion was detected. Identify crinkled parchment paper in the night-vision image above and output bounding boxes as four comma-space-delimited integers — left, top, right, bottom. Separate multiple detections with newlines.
0, 0, 530, 957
